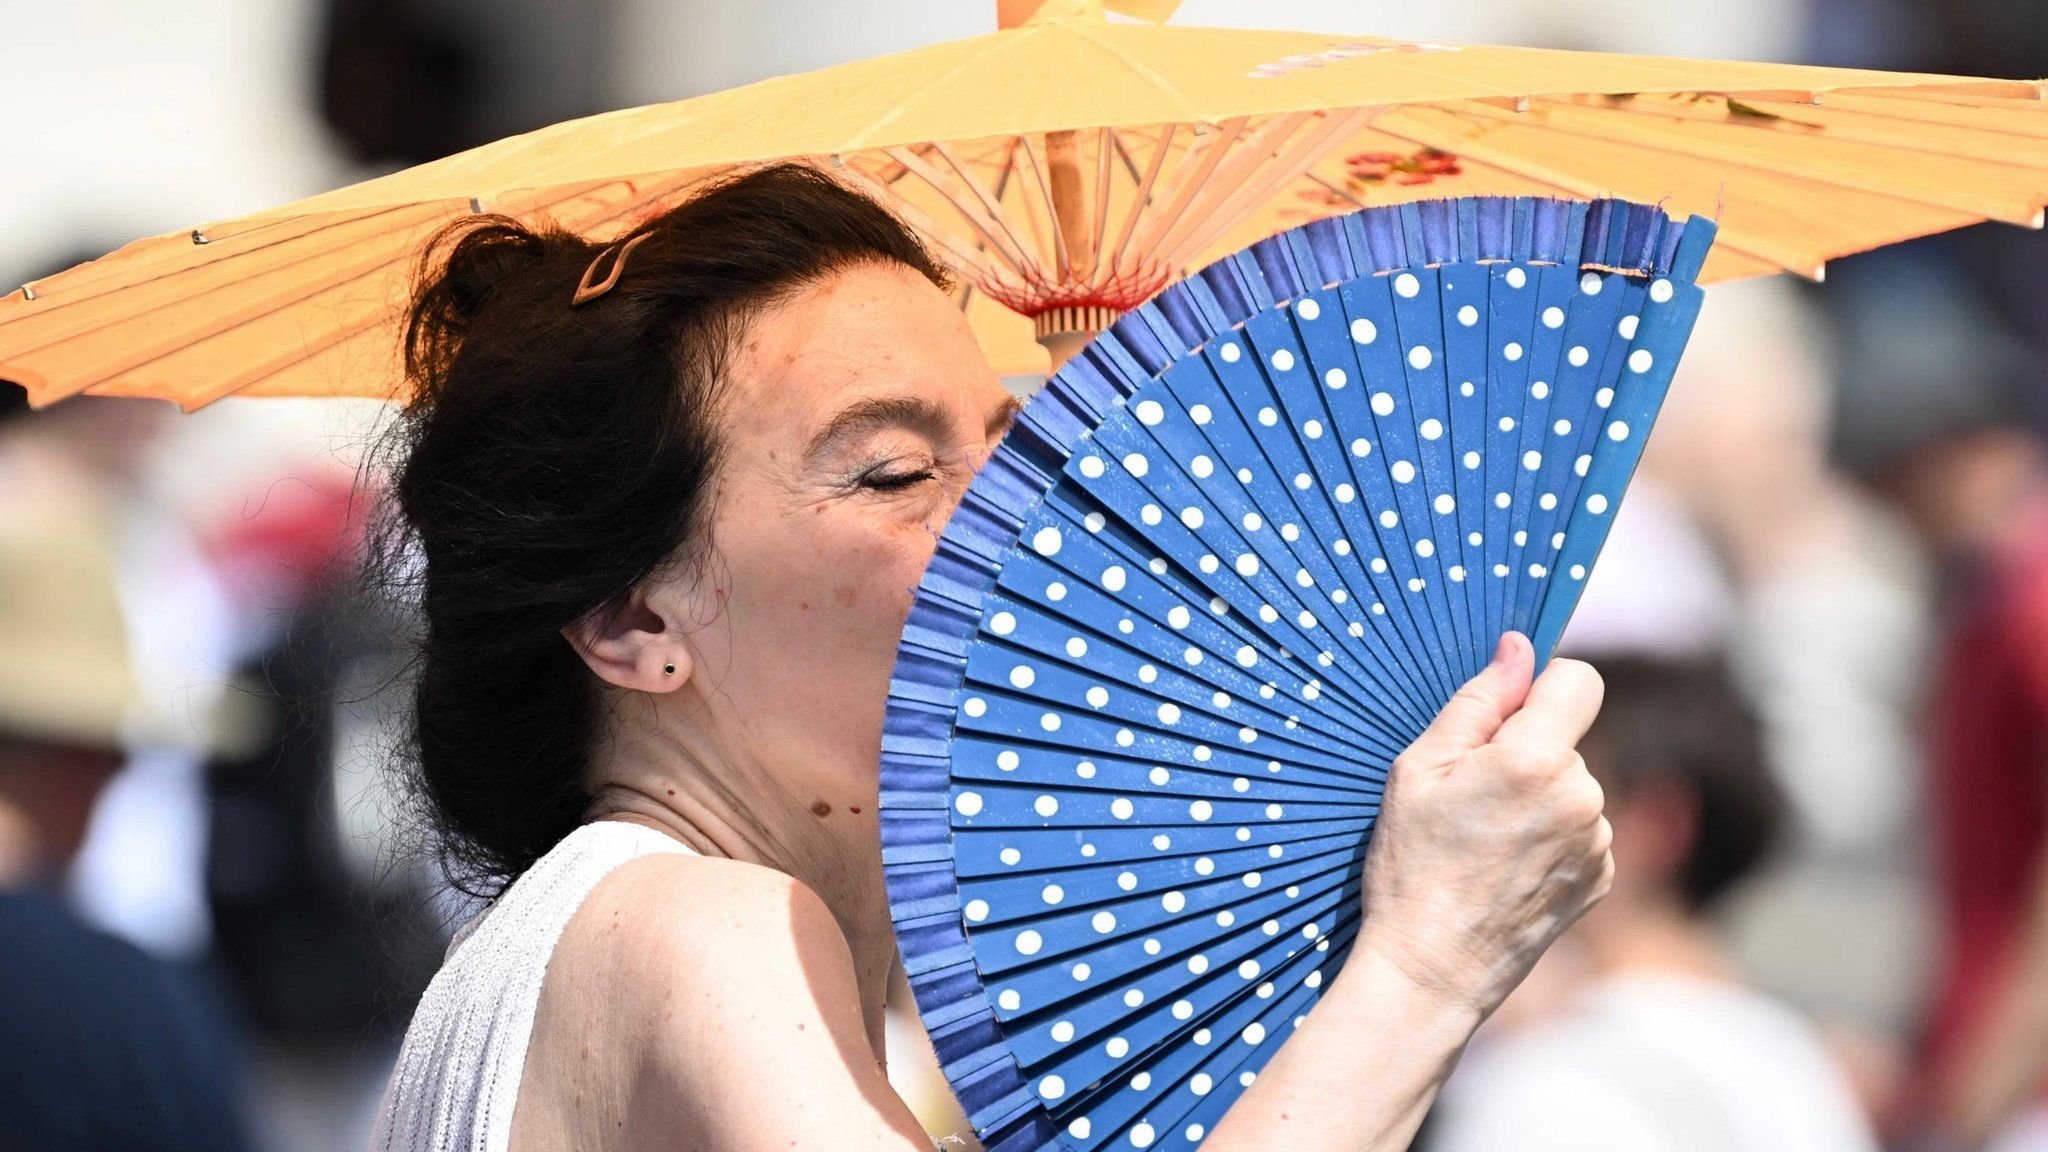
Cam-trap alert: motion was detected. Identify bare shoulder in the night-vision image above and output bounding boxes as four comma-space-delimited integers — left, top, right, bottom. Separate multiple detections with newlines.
526, 849, 929, 1151
550, 848, 856, 1046
576, 848, 842, 967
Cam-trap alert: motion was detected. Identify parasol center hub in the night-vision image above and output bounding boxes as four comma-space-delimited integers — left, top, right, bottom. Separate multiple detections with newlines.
1032, 304, 1122, 342
1032, 305, 1123, 370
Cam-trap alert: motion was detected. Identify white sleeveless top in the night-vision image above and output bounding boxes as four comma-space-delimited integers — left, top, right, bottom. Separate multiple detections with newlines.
370, 820, 696, 1152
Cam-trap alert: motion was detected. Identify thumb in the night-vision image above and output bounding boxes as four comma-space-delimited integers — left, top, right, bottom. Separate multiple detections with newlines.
1401, 632, 1535, 769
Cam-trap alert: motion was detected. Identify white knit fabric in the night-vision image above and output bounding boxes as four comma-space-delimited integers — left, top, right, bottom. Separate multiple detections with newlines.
370, 820, 695, 1152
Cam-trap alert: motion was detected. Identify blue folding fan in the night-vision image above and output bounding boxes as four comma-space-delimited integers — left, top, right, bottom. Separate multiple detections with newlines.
883, 196, 1716, 1152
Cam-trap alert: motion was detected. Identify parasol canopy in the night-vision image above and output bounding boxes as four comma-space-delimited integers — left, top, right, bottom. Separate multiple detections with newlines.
2, 0, 2045, 407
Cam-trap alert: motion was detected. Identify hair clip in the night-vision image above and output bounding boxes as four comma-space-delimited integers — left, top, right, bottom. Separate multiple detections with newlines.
571, 233, 651, 306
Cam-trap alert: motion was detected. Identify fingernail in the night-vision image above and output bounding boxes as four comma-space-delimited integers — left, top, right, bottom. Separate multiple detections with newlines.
1488, 633, 1513, 668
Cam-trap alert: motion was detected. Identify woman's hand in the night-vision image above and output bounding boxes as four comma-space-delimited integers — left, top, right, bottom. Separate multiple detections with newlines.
1349, 630, 1613, 1020
1203, 633, 1609, 1152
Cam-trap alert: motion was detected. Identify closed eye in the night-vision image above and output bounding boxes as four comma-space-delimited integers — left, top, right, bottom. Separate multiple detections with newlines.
859, 467, 935, 491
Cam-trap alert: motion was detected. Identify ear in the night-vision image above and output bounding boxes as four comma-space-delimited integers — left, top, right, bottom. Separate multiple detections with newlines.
562, 582, 692, 693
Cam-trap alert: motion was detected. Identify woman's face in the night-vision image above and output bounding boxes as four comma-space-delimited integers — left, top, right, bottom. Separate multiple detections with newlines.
651, 261, 1018, 816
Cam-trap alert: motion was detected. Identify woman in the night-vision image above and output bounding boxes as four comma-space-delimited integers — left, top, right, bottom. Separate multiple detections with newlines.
370, 162, 1613, 1152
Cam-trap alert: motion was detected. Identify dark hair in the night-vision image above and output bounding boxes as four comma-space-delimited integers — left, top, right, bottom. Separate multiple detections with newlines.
367, 162, 947, 895
1580, 655, 1787, 912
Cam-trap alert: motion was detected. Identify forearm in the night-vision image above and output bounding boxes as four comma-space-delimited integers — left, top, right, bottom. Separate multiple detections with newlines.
1201, 943, 1484, 1152
1202, 643, 1607, 1150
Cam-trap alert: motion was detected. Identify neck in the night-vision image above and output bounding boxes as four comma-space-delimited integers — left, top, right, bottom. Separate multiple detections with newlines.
1575, 893, 1735, 984
582, 692, 897, 1055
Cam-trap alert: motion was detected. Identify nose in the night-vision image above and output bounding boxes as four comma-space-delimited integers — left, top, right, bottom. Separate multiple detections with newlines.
927, 436, 1007, 541
924, 464, 975, 544
929, 391, 1022, 539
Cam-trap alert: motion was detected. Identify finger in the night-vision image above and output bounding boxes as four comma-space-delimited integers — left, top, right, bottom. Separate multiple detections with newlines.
1493, 657, 1605, 751
1403, 631, 1535, 767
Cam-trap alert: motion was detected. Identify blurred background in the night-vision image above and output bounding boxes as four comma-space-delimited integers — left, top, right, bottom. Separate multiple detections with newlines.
2, 1, 2045, 1150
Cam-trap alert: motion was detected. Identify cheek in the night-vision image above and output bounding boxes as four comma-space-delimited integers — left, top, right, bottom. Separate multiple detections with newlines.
816, 516, 938, 627
813, 481, 968, 623
720, 501, 944, 696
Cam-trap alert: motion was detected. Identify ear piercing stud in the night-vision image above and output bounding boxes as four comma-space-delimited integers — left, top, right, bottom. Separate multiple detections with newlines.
663, 662, 676, 676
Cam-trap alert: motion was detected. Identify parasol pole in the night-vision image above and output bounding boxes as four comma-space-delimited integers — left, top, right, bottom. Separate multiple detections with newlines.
1001, 0, 1114, 370
988, 0, 1351, 372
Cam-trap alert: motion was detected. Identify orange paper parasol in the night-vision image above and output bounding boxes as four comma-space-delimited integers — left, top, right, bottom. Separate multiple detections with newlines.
4, 0, 2045, 407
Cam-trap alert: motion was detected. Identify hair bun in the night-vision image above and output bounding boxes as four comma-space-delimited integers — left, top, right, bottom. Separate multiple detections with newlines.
402, 215, 582, 402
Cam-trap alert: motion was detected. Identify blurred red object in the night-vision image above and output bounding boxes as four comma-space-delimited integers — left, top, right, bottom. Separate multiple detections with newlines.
1924, 490, 2048, 1128
201, 471, 366, 613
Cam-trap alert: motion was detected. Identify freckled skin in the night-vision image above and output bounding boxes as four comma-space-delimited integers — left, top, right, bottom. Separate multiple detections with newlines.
514, 263, 1015, 1152
679, 265, 1009, 804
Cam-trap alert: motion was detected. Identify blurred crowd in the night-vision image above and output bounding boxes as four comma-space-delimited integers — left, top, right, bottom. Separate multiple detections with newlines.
3, 1, 2047, 1150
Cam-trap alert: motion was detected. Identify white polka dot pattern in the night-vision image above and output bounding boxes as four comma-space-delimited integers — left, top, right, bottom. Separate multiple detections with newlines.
884, 196, 1715, 1152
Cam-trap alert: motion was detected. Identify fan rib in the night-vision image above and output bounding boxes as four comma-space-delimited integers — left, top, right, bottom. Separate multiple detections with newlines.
1254, 303, 1466, 711
1148, 351, 1448, 726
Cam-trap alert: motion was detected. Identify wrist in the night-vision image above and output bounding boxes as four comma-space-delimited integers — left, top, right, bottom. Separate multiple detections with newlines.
1349, 921, 1502, 1020
1327, 935, 1488, 1047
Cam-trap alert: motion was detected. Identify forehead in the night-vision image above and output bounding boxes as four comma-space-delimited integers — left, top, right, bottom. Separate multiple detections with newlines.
721, 262, 991, 439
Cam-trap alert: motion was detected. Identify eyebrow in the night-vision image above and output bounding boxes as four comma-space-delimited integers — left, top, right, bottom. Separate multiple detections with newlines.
804, 392, 1024, 462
